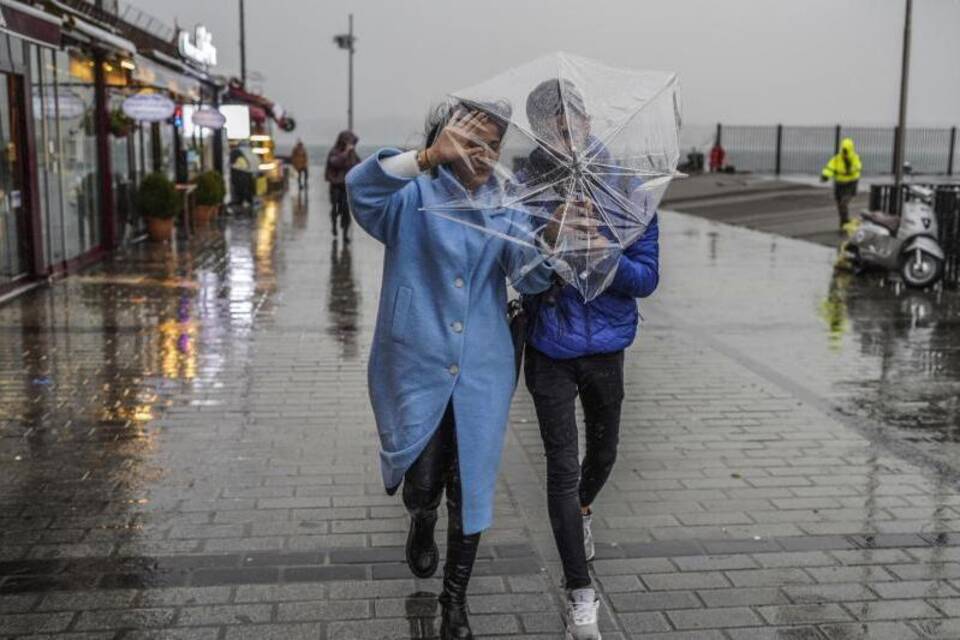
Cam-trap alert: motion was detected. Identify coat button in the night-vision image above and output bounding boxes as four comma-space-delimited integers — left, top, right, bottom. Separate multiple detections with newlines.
448, 364, 460, 375
451, 321, 463, 333
454, 277, 465, 288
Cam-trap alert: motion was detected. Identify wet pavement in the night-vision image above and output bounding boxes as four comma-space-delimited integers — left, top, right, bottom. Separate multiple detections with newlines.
664, 174, 870, 247
2, 175, 960, 638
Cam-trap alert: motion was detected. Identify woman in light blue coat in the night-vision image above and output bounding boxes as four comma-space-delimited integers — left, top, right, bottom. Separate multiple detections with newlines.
346, 104, 552, 639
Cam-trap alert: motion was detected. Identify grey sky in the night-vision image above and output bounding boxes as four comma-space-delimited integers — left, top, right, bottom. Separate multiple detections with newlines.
137, 0, 960, 146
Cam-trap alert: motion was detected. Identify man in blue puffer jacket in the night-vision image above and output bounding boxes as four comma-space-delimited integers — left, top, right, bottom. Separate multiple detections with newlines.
520, 79, 660, 640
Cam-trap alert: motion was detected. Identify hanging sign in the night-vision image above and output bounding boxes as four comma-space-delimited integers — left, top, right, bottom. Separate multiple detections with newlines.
191, 107, 226, 130
178, 25, 217, 66
122, 93, 175, 122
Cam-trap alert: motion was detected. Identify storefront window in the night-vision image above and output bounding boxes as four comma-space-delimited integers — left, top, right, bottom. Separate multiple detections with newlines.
31, 46, 67, 269
57, 50, 100, 261
108, 90, 136, 239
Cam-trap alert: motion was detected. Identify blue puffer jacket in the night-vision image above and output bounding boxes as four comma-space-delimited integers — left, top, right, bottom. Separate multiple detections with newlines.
524, 216, 660, 359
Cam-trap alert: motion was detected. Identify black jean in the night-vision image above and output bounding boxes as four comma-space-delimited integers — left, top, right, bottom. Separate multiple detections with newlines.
834, 180, 858, 225
329, 184, 351, 236
524, 345, 624, 590
297, 168, 308, 189
403, 403, 481, 602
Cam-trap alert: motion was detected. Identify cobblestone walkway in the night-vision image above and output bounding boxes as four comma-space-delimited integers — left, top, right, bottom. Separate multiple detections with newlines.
3, 180, 960, 639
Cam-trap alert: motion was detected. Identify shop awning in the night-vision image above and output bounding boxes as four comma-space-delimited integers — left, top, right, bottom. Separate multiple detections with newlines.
131, 53, 202, 102
64, 15, 137, 56
0, 0, 61, 47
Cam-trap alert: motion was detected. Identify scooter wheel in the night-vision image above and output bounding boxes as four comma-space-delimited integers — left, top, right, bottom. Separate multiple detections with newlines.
900, 248, 943, 288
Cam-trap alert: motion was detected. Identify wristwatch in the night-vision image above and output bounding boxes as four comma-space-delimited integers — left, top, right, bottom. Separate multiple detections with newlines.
416, 148, 433, 172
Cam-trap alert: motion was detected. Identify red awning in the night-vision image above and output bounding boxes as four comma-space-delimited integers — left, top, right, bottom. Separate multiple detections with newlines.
0, 0, 61, 47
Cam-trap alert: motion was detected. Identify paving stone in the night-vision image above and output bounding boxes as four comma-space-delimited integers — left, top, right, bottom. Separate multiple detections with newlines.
280, 599, 371, 621
643, 572, 730, 591
697, 587, 790, 608
819, 621, 922, 639
176, 603, 273, 625
224, 622, 325, 640
0, 612, 74, 634
726, 568, 814, 588
666, 606, 762, 629
610, 590, 700, 612
756, 603, 853, 625
74, 607, 176, 630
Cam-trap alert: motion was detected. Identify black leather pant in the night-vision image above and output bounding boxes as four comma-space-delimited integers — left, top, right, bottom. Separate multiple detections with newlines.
525, 346, 624, 590
403, 403, 481, 604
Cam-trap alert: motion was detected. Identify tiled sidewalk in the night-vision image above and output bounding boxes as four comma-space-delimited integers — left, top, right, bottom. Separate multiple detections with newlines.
3, 184, 960, 639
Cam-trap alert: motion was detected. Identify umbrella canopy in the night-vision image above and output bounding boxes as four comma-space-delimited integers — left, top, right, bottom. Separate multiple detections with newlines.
420, 52, 681, 300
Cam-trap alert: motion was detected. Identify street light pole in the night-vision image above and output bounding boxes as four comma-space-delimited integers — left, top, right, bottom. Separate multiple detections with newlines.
893, 0, 912, 193
239, 0, 247, 85
334, 15, 356, 131
348, 13, 354, 131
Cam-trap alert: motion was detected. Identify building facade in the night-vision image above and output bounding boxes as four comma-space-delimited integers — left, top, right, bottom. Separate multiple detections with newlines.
0, 0, 225, 298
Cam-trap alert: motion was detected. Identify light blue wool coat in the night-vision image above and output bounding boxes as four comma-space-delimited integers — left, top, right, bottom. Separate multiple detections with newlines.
346, 149, 553, 535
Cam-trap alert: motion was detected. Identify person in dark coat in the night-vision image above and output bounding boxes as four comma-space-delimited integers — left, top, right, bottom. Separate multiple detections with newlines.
326, 130, 360, 240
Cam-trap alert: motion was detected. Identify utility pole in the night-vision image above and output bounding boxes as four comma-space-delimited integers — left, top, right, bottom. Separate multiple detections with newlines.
893, 0, 912, 193
334, 15, 356, 130
239, 0, 247, 85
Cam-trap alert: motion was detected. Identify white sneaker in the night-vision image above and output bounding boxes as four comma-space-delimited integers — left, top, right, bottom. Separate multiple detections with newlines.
565, 588, 601, 640
583, 511, 595, 562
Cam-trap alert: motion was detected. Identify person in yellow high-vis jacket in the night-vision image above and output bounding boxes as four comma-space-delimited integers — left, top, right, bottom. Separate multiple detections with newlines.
821, 138, 862, 229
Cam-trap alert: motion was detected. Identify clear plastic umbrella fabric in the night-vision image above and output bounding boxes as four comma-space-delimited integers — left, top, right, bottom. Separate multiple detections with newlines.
420, 52, 682, 301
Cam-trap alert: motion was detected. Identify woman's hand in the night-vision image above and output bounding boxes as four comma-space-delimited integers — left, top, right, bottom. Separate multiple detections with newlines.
543, 200, 595, 248
426, 110, 491, 168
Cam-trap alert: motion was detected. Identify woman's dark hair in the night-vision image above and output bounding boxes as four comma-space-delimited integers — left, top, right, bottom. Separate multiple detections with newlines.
423, 99, 513, 175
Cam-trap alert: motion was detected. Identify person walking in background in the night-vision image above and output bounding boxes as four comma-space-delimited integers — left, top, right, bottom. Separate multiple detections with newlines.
291, 139, 309, 192
821, 138, 862, 230
326, 130, 360, 241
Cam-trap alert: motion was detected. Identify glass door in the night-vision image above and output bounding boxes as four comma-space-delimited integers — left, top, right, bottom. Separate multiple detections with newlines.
0, 73, 29, 285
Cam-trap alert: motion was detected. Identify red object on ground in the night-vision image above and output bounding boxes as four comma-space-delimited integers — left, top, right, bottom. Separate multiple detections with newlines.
709, 144, 726, 172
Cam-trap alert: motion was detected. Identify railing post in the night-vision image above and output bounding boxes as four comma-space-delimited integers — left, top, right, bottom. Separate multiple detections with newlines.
715, 122, 722, 146
892, 126, 900, 175
948, 126, 956, 176
775, 124, 783, 175
834, 124, 841, 154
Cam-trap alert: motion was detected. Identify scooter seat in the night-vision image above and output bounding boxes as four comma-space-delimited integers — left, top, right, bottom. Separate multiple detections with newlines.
862, 210, 900, 233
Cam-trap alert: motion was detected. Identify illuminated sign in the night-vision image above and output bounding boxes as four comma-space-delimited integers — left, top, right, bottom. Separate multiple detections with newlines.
219, 105, 250, 140
191, 107, 225, 129
178, 25, 217, 66
122, 93, 175, 122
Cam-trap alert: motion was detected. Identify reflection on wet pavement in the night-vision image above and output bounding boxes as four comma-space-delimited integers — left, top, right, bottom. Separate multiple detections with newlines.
656, 214, 960, 465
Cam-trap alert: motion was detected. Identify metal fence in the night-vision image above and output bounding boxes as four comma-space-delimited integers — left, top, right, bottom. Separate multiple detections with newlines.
719, 124, 958, 176
869, 184, 960, 286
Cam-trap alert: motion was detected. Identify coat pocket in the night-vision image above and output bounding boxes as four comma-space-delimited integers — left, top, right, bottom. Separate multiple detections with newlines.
391, 286, 413, 343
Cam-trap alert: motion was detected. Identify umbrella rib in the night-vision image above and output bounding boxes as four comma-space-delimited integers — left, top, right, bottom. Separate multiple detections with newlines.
581, 75, 679, 162
578, 176, 625, 246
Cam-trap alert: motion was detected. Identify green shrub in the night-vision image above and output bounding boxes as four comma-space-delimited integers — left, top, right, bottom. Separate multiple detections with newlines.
193, 170, 226, 206
136, 172, 179, 220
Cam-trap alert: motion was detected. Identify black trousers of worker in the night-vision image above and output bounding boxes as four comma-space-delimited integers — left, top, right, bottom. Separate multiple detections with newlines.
834, 180, 858, 226
329, 184, 351, 237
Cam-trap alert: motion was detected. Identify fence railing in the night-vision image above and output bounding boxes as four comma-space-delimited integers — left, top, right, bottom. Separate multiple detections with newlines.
719, 124, 959, 176
869, 184, 960, 286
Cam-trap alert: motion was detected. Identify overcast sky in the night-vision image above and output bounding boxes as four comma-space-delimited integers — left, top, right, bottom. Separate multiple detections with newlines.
138, 0, 960, 146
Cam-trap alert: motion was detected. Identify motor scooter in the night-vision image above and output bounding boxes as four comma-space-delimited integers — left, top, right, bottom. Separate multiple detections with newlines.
841, 182, 945, 288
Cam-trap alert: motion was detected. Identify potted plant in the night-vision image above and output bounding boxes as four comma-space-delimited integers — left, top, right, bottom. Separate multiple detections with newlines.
192, 170, 226, 227
137, 172, 180, 242
109, 108, 134, 137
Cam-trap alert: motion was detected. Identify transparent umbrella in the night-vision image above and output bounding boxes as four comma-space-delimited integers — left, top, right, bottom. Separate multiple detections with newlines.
420, 52, 682, 301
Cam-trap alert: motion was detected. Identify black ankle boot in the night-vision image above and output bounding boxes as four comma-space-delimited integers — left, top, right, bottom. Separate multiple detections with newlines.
405, 510, 439, 578
439, 591, 473, 640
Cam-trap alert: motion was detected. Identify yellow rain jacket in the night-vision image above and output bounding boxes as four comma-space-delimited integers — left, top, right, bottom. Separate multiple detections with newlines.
822, 138, 862, 183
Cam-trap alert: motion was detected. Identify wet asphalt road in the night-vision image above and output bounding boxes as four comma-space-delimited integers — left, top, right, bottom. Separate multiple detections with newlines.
1, 174, 960, 638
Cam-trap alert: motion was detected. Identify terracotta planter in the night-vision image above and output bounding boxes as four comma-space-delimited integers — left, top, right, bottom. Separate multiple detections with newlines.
194, 204, 219, 227
147, 216, 174, 243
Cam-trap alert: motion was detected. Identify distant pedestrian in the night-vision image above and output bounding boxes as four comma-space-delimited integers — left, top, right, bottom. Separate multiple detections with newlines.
821, 138, 862, 230
326, 131, 360, 240
346, 103, 553, 640
709, 141, 725, 172
291, 139, 309, 191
